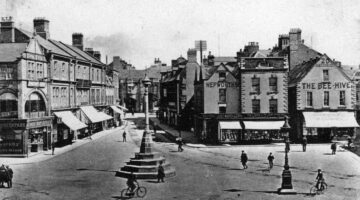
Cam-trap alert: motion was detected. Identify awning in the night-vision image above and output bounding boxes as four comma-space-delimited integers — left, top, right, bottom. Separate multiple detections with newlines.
219, 121, 242, 129
303, 111, 359, 128
80, 106, 113, 123
110, 106, 123, 114
54, 111, 87, 131
117, 105, 128, 111
243, 121, 285, 130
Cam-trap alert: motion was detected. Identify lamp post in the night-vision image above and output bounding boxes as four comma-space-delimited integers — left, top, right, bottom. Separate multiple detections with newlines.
278, 116, 297, 194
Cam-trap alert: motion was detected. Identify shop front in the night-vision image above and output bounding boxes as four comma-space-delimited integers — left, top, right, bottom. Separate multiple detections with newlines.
242, 120, 286, 143
110, 106, 123, 127
302, 111, 358, 142
218, 121, 241, 143
80, 106, 113, 135
54, 111, 87, 144
0, 117, 52, 157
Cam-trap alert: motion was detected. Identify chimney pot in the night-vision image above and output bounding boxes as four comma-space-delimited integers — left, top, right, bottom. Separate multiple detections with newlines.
33, 17, 50, 40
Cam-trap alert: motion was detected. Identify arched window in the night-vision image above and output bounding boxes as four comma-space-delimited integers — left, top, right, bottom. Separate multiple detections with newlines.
0, 93, 17, 118
25, 92, 46, 118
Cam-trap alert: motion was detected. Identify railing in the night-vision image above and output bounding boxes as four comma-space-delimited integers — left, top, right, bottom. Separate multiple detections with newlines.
25, 111, 46, 118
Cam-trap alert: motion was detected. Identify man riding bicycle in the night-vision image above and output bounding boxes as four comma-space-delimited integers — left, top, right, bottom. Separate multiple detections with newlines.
126, 172, 138, 195
315, 169, 325, 190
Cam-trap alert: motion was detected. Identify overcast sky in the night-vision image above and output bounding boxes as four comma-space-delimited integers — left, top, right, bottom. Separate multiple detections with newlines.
1, 0, 359, 68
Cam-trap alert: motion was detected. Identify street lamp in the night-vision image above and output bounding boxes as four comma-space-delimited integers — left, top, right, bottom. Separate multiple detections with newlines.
278, 116, 297, 194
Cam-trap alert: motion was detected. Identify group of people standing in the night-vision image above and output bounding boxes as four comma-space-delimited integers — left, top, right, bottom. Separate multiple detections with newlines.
240, 151, 274, 170
0, 164, 13, 188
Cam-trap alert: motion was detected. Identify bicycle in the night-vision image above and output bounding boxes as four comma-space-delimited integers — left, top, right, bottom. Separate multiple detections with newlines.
310, 180, 327, 195
121, 182, 147, 198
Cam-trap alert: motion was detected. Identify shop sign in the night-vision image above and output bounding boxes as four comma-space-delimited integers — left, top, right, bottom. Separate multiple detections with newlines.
27, 81, 46, 88
28, 119, 51, 128
0, 140, 23, 154
206, 82, 239, 88
0, 111, 17, 117
0, 120, 27, 129
301, 82, 353, 90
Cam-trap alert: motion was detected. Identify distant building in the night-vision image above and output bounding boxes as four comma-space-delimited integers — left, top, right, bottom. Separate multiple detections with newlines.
110, 57, 162, 113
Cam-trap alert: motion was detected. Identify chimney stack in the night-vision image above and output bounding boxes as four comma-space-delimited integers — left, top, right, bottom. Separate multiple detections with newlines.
93, 51, 101, 60
33, 17, 50, 40
85, 48, 94, 56
72, 33, 83, 50
289, 28, 302, 50
0, 16, 15, 43
187, 48, 197, 63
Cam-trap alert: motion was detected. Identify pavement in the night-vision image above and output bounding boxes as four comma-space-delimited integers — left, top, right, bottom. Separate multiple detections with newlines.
0, 122, 127, 166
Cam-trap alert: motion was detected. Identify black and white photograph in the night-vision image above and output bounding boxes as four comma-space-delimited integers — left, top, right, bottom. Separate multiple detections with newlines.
0, 0, 359, 199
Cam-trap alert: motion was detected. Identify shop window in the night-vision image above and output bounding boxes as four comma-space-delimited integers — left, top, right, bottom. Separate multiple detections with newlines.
323, 70, 329, 82
269, 99, 277, 113
340, 90, 345, 106
324, 91, 329, 106
252, 99, 260, 113
219, 106, 226, 114
0, 64, 15, 80
306, 91, 313, 107
219, 89, 226, 103
269, 76, 277, 92
251, 77, 260, 94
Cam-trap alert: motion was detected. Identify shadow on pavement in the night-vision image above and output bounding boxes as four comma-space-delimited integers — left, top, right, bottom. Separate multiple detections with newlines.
323, 153, 334, 155
224, 188, 311, 196
145, 180, 160, 183
227, 168, 244, 171
111, 195, 131, 200
76, 168, 117, 173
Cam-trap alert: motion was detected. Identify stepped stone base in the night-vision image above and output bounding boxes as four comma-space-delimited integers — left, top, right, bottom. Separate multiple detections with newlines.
115, 152, 176, 179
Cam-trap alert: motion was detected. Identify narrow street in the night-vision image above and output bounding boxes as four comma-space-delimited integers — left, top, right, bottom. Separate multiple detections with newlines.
0, 115, 360, 200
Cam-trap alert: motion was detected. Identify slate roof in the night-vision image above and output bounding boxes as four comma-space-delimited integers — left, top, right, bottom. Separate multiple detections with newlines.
0, 43, 27, 62
288, 57, 320, 87
118, 67, 161, 81
35, 35, 72, 57
242, 57, 286, 69
214, 56, 237, 64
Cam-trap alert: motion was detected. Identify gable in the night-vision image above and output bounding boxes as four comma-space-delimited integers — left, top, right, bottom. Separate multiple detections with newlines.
26, 38, 44, 55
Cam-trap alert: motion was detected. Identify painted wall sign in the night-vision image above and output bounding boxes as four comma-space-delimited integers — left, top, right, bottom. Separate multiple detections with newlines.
301, 82, 353, 90
206, 82, 239, 88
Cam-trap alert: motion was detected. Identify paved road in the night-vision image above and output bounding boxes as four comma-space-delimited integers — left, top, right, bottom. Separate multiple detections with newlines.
0, 115, 359, 200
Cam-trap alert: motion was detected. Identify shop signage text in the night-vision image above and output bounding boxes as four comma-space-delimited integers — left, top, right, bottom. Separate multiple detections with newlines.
301, 82, 352, 90
206, 82, 239, 88
0, 140, 23, 154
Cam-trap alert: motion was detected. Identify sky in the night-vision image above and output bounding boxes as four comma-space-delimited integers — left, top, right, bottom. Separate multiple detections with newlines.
0, 0, 359, 69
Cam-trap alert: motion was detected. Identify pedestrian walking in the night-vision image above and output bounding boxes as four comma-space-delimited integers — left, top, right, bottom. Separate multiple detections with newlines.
267, 152, 274, 170
153, 123, 157, 135
157, 161, 165, 183
331, 142, 337, 155
302, 136, 307, 152
51, 141, 56, 155
5, 165, 13, 188
123, 131, 127, 142
177, 138, 184, 152
348, 136, 352, 148
240, 150, 248, 169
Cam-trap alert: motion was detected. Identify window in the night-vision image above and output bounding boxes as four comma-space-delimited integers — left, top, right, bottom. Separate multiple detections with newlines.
219, 106, 226, 114
219, 89, 226, 103
163, 89, 167, 97
92, 69, 94, 81
269, 77, 277, 92
77, 66, 81, 78
83, 66, 86, 79
306, 91, 313, 107
251, 77, 260, 94
54, 61, 58, 78
27, 62, 32, 79
252, 99, 260, 113
269, 99, 277, 113
70, 64, 74, 81
324, 91, 329, 106
340, 91, 345, 106
323, 70, 329, 82
219, 72, 226, 80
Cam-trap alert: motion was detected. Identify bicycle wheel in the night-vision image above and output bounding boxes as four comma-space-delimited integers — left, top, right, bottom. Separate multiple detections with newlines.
321, 182, 328, 191
310, 186, 317, 195
136, 186, 147, 198
121, 188, 132, 198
